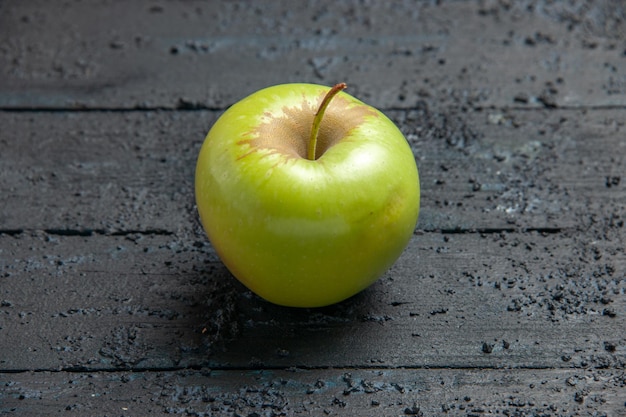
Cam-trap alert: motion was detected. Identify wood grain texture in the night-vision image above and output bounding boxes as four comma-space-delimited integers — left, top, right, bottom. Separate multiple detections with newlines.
1, 231, 623, 371
1, 1, 624, 110
1, 108, 624, 232
2, 368, 624, 416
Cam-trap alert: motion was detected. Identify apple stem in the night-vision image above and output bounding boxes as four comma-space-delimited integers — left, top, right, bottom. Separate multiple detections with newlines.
307, 83, 347, 161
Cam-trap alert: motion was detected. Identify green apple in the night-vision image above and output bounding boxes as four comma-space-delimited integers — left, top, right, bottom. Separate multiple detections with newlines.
195, 83, 419, 307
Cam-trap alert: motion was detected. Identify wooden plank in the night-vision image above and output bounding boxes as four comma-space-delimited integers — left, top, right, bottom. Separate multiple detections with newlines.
1, 0, 624, 110
1, 108, 624, 232
2, 368, 624, 416
0, 110, 217, 234
1, 230, 623, 371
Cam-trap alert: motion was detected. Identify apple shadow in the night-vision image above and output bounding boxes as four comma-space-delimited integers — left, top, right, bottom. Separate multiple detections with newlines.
204, 268, 393, 368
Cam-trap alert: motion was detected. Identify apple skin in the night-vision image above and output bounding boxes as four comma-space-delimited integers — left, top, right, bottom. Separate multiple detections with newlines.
195, 83, 419, 307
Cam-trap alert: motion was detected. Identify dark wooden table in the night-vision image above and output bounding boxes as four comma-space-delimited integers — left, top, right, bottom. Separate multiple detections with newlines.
1, 1, 624, 415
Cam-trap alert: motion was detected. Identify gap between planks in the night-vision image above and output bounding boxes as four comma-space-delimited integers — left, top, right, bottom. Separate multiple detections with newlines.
2, 104, 626, 113
0, 363, 564, 375
0, 227, 565, 237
